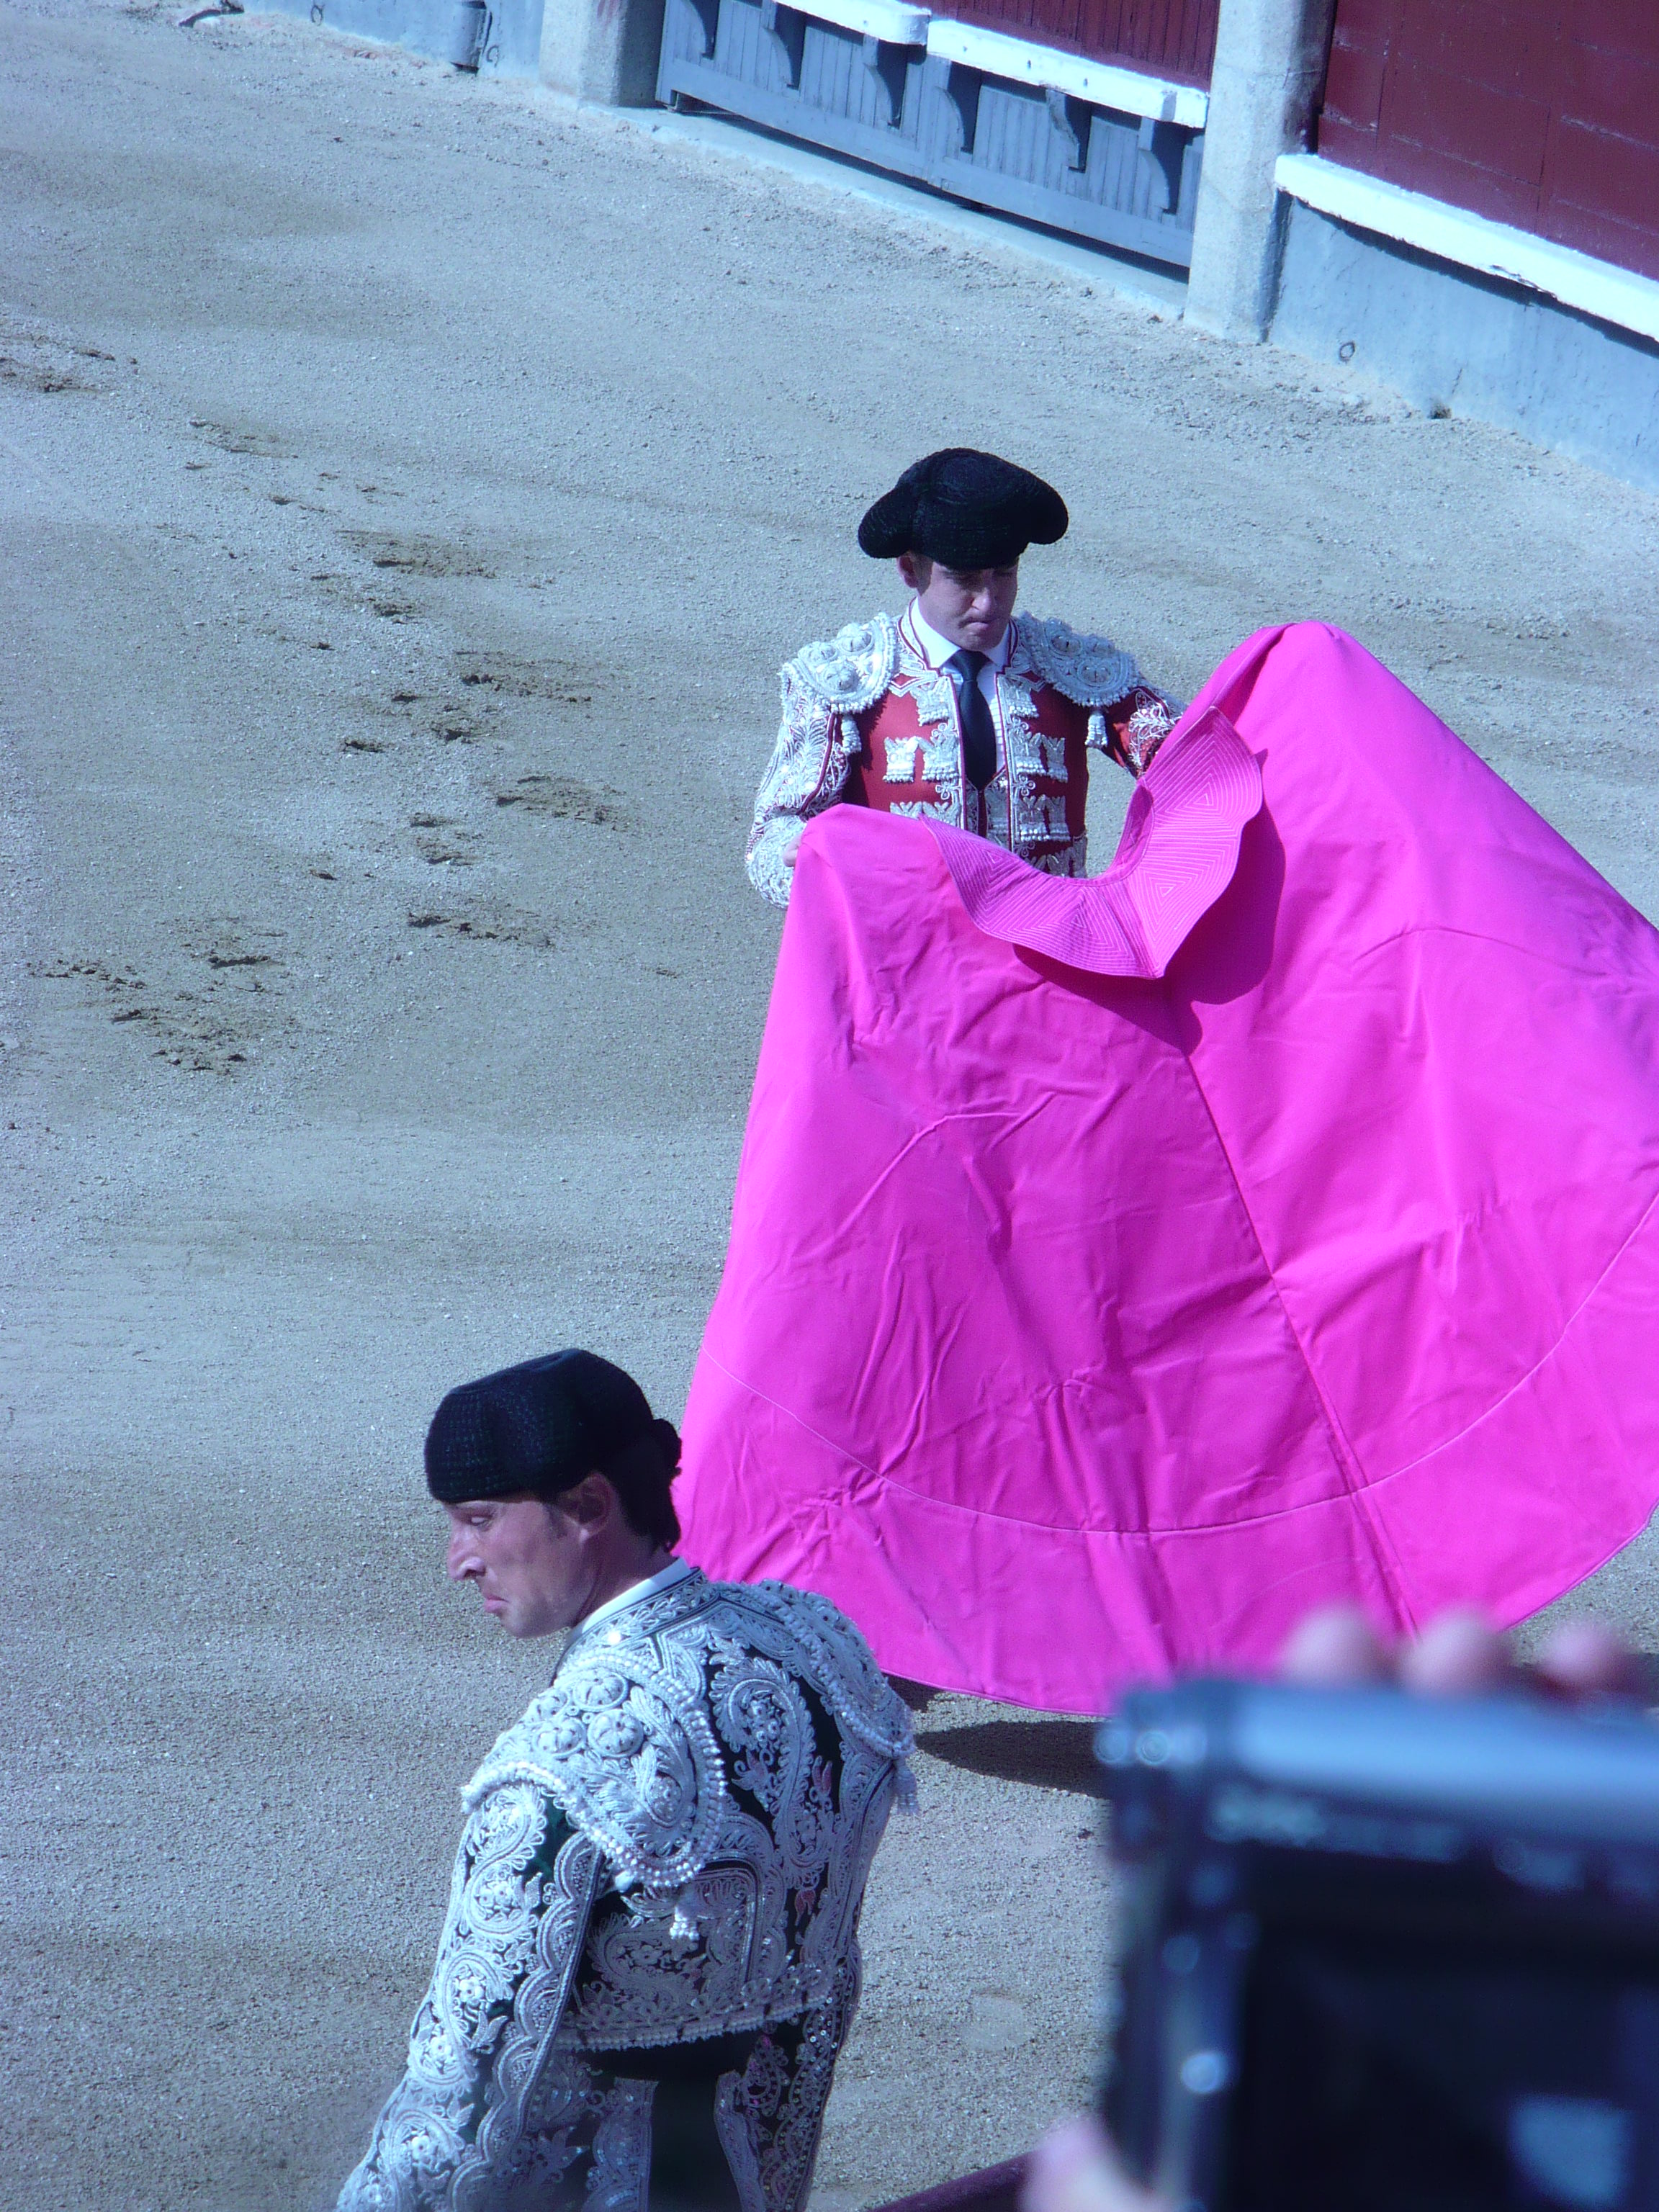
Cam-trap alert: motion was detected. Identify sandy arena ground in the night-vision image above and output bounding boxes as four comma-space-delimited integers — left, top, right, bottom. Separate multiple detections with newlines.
4, 1, 1659, 2203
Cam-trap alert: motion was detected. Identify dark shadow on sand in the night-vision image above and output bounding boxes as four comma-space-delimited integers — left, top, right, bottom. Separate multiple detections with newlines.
915, 1718, 1103, 1794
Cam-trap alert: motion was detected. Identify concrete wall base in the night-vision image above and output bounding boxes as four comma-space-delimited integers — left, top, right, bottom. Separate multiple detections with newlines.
1271, 199, 1659, 493
265, 0, 546, 76
541, 0, 665, 104
268, 0, 662, 97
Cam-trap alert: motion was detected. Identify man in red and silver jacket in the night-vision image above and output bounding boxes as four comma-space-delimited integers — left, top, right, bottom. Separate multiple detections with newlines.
745, 447, 1178, 906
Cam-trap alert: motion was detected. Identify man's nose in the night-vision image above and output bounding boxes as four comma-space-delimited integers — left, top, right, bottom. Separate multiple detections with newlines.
446, 1530, 480, 1581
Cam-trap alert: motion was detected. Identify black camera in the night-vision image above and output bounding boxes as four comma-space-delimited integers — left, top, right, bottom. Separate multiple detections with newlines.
1097, 1680, 1659, 2211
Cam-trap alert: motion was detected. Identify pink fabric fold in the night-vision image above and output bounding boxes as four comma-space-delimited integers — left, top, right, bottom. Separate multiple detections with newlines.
927, 704, 1263, 976
680, 623, 1659, 1714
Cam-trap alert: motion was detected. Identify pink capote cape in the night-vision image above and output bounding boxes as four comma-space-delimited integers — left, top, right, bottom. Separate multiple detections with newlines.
680, 623, 1659, 1714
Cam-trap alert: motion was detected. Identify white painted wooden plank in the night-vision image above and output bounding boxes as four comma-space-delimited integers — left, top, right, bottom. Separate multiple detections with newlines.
923, 19, 1207, 130
803, 0, 928, 47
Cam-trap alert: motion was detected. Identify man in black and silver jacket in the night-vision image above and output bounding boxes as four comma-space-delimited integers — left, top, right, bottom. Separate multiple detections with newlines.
338, 1348, 913, 2212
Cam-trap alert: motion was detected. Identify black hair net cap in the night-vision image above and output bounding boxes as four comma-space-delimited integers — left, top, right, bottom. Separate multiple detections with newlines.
857, 448, 1069, 569
426, 1349, 656, 1503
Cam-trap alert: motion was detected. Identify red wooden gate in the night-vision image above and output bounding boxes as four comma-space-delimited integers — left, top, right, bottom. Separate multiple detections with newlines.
1318, 1, 1659, 282
923, 0, 1220, 86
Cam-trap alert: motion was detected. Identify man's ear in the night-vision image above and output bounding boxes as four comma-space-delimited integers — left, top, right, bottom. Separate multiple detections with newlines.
896, 552, 929, 593
563, 1472, 619, 1533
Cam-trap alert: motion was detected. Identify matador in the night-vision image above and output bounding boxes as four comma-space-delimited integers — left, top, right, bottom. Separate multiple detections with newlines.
338, 1349, 913, 2212
746, 447, 1178, 905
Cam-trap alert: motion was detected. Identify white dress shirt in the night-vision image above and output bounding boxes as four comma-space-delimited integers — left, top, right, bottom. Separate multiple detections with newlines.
905, 602, 1014, 830
907, 601, 1013, 711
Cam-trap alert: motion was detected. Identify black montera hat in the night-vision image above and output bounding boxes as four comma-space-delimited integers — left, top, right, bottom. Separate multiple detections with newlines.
858, 448, 1069, 570
425, 1349, 657, 1504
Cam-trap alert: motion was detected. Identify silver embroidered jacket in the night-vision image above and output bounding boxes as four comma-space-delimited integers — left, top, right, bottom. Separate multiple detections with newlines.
745, 608, 1177, 907
338, 1568, 914, 2212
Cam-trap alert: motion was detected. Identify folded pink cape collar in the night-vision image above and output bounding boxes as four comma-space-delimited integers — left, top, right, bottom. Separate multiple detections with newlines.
927, 705, 1262, 976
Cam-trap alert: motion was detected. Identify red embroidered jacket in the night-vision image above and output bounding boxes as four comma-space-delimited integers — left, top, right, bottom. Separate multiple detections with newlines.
746, 606, 1176, 906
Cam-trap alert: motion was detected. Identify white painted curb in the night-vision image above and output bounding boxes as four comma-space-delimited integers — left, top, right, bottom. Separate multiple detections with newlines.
1275, 151, 1659, 348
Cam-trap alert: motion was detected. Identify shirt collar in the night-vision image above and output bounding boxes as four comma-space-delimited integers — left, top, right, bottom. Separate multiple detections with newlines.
570, 1555, 696, 1644
907, 601, 1015, 673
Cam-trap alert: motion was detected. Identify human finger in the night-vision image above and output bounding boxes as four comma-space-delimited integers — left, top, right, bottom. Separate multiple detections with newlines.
1396, 1606, 1509, 1696
1531, 1615, 1647, 1700
1021, 2118, 1165, 2212
1278, 1602, 1390, 1685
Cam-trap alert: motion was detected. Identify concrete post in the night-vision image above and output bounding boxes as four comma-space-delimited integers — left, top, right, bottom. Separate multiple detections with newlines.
539, 0, 665, 102
1184, 0, 1337, 341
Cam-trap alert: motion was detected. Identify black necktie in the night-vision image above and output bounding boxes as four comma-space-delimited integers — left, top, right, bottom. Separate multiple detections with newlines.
946, 649, 997, 792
